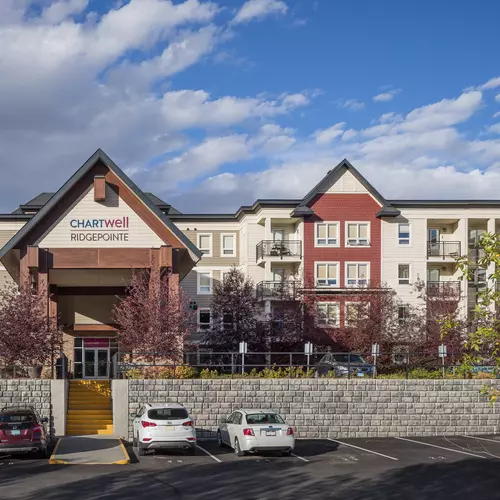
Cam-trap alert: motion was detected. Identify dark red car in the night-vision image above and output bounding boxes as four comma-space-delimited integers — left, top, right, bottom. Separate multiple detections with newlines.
0, 406, 49, 458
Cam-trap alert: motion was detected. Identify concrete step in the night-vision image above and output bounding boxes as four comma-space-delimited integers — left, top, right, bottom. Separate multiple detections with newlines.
68, 397, 111, 403
65, 429, 114, 436
69, 405, 112, 411
67, 423, 114, 431
67, 418, 113, 426
67, 410, 112, 416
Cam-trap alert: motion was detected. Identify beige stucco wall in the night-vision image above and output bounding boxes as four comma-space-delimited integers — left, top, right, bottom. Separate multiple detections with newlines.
59, 295, 122, 325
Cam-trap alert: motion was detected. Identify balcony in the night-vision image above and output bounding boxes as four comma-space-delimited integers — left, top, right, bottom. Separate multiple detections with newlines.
256, 240, 302, 262
427, 281, 461, 299
256, 281, 300, 301
427, 241, 461, 259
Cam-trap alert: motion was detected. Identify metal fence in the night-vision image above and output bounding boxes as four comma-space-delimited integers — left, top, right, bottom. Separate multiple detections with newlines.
112, 349, 475, 380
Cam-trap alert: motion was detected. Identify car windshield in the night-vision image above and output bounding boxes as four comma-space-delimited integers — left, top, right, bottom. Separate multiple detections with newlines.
0, 414, 34, 423
148, 408, 188, 421
246, 413, 285, 425
331, 355, 366, 364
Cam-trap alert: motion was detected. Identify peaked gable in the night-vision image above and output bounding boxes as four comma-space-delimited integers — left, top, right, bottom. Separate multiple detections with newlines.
292, 159, 400, 218
0, 149, 202, 260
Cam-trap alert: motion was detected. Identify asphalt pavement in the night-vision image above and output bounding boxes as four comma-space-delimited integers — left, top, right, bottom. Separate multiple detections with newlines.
1, 435, 500, 499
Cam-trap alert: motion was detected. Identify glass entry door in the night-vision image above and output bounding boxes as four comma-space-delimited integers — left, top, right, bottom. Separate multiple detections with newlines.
83, 349, 109, 379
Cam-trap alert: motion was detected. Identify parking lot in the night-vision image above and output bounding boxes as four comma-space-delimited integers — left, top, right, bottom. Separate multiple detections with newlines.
1, 434, 500, 499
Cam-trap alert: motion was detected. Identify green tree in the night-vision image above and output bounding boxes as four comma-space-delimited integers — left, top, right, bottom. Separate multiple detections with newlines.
441, 232, 500, 399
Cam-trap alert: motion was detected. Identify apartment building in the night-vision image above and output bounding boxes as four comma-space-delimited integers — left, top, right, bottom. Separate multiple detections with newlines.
0, 150, 498, 376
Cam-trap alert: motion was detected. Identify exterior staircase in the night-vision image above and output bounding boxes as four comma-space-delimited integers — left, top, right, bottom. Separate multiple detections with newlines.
66, 380, 114, 436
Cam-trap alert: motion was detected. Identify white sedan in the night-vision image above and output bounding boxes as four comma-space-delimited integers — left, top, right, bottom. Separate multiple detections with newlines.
217, 409, 295, 457
132, 403, 196, 456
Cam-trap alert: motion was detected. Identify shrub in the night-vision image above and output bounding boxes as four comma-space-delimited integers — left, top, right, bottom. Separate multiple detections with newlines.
200, 368, 220, 379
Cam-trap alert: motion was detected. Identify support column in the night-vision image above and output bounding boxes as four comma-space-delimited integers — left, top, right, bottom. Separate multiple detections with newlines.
264, 217, 271, 241
19, 247, 29, 289
457, 218, 468, 316
39, 248, 49, 319
149, 248, 161, 295
487, 218, 496, 313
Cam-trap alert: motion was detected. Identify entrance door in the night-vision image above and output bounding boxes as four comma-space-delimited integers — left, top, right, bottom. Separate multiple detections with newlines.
272, 229, 285, 242
428, 229, 440, 256
83, 349, 109, 379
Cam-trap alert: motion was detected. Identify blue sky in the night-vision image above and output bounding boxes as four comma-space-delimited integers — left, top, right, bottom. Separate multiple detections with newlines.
0, 0, 500, 213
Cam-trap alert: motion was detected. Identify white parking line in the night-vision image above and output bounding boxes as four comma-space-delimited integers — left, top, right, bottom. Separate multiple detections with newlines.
291, 453, 309, 463
196, 445, 222, 463
327, 438, 399, 461
462, 435, 500, 445
395, 437, 487, 459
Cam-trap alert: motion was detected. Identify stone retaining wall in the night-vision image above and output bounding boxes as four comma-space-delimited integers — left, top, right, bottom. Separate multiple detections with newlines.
120, 379, 500, 441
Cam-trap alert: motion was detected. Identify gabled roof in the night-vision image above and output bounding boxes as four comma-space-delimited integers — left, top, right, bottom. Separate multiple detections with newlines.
0, 149, 201, 260
292, 159, 400, 218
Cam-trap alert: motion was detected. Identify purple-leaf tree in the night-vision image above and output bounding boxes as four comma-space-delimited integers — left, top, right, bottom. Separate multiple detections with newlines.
0, 282, 63, 373
113, 269, 195, 363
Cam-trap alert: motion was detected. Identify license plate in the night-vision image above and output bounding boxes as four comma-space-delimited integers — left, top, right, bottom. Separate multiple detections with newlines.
11, 430, 20, 436
265, 431, 276, 437
357, 372, 365, 377
163, 426, 174, 431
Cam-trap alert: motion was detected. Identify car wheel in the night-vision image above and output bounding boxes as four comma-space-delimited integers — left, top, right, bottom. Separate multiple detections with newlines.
234, 438, 246, 457
35, 447, 49, 459
217, 430, 225, 448
186, 447, 196, 456
282, 450, 292, 457
138, 446, 146, 457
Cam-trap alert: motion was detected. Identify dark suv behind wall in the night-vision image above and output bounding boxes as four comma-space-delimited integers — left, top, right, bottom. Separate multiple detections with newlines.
0, 407, 50, 458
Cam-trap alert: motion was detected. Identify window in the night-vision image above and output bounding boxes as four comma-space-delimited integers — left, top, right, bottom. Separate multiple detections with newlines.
315, 262, 339, 287
197, 233, 212, 256
398, 305, 410, 325
346, 263, 369, 286
233, 412, 243, 425
398, 224, 410, 245
345, 302, 370, 327
197, 271, 213, 294
317, 302, 340, 328
198, 308, 211, 330
346, 222, 370, 246
398, 264, 410, 285
315, 222, 339, 247
469, 268, 487, 288
221, 234, 236, 257
148, 408, 188, 420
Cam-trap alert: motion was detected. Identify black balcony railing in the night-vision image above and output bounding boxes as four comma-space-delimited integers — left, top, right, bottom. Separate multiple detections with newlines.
468, 244, 486, 263
427, 281, 461, 299
427, 241, 461, 259
256, 240, 302, 261
256, 281, 300, 301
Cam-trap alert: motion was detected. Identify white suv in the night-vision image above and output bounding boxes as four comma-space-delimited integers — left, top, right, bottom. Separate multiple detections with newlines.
132, 403, 196, 456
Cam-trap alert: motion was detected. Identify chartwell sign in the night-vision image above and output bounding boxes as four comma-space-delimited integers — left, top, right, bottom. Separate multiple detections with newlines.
69, 217, 130, 242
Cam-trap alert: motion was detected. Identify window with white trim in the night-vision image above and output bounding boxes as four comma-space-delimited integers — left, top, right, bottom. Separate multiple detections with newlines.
315, 222, 339, 247
398, 264, 410, 285
197, 233, 212, 256
346, 263, 369, 286
198, 308, 211, 331
346, 223, 370, 246
345, 302, 370, 327
197, 271, 213, 294
398, 224, 410, 245
315, 262, 339, 287
317, 302, 340, 328
221, 234, 236, 257
398, 304, 410, 325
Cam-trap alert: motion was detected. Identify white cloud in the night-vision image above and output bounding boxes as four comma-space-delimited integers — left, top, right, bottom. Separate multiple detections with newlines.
339, 99, 365, 111
159, 90, 309, 129
488, 123, 500, 135
373, 89, 401, 102
314, 123, 345, 145
480, 76, 500, 90
39, 0, 89, 24
232, 0, 288, 24
176, 85, 500, 213
496, 94, 500, 103
494, 112, 500, 119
